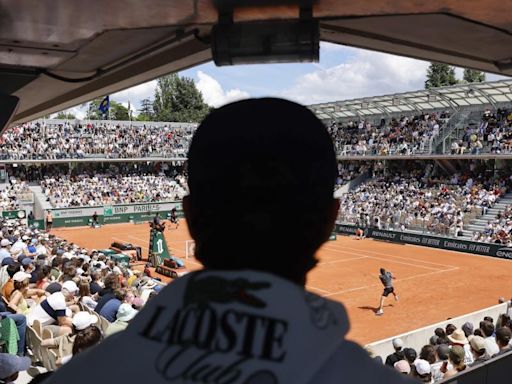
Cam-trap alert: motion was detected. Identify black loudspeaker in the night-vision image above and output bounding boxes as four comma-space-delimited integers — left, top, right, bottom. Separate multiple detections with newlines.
0, 93, 19, 134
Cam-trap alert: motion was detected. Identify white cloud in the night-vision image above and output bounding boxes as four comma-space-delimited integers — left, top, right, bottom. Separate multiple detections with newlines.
281, 49, 430, 104
195, 71, 250, 107
112, 80, 157, 110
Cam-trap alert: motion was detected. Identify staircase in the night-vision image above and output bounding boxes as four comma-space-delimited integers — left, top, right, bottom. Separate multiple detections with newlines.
460, 192, 512, 240
432, 109, 471, 153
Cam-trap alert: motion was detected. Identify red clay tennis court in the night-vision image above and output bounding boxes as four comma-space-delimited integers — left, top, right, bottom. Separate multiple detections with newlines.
53, 220, 512, 345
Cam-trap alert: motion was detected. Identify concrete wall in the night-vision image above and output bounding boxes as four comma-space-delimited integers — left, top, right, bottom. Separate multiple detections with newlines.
366, 303, 509, 359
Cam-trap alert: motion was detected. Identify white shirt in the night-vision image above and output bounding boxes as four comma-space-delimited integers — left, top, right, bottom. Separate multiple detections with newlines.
484, 336, 500, 358
27, 291, 67, 326
10, 240, 24, 256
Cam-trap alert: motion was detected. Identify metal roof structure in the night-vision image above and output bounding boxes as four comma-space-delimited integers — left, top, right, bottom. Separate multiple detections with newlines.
309, 79, 512, 120
2, 1, 512, 124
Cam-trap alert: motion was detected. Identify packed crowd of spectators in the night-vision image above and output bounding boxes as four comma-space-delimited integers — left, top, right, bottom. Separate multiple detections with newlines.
329, 111, 449, 156
473, 204, 512, 245
0, 121, 196, 159
0, 217, 167, 381
336, 162, 372, 186
0, 179, 32, 212
371, 311, 512, 382
337, 162, 509, 236
40, 172, 187, 208
452, 108, 512, 155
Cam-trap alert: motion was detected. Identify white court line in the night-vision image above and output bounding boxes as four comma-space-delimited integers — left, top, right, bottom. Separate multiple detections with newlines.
318, 256, 368, 266
324, 242, 457, 269
323, 266, 459, 297
322, 247, 442, 271
305, 285, 331, 294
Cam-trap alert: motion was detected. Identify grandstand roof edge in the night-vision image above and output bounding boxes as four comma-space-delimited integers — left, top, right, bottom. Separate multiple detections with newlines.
309, 79, 512, 119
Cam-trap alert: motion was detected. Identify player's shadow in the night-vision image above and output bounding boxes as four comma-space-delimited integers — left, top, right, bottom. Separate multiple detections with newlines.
358, 304, 394, 314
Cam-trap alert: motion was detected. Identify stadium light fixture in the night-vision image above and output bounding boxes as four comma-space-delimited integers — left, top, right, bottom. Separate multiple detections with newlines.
211, 5, 319, 66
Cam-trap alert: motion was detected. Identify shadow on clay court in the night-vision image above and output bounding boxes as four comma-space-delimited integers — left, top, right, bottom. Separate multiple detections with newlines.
358, 304, 394, 314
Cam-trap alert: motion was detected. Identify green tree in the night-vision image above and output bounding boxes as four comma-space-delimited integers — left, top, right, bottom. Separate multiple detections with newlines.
153, 74, 210, 122
55, 111, 76, 119
463, 68, 486, 83
137, 98, 154, 121
425, 63, 458, 89
87, 98, 129, 120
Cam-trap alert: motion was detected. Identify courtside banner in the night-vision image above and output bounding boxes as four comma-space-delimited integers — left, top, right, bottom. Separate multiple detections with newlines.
52, 202, 182, 219
334, 223, 512, 260
50, 201, 183, 227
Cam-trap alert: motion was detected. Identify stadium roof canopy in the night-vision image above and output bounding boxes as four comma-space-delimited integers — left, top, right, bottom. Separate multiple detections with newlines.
309, 79, 512, 120
2, 0, 512, 124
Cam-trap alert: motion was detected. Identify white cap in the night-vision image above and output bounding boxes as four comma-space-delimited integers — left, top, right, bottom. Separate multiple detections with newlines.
116, 303, 138, 322
113, 266, 122, 275
62, 252, 73, 259
21, 235, 29, 241
414, 359, 431, 375
392, 338, 404, 349
1, 239, 11, 247
72, 312, 98, 331
12, 271, 31, 282
62, 280, 78, 294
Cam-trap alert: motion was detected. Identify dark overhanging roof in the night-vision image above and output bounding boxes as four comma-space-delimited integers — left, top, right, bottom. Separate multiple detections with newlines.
1, 0, 512, 124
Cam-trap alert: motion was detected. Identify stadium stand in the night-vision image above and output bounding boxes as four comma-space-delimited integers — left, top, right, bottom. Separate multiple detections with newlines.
0, 121, 196, 160
336, 161, 510, 237
0, 216, 163, 377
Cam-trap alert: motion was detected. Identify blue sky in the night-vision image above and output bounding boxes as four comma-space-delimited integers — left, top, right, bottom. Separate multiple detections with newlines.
65, 43, 507, 118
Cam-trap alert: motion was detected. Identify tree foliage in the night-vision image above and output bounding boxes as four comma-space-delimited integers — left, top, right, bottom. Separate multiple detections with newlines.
137, 98, 154, 121
55, 112, 76, 119
152, 74, 210, 122
463, 69, 486, 83
425, 63, 458, 89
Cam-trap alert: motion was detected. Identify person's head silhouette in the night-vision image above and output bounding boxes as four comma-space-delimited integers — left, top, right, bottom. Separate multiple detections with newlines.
184, 98, 339, 285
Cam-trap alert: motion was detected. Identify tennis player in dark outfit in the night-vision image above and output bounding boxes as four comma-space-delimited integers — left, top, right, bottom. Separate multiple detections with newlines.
376, 267, 399, 316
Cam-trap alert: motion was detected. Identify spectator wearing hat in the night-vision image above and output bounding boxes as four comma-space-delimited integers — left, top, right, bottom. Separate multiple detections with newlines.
0, 238, 11, 263
480, 320, 499, 357
9, 236, 24, 257
385, 338, 405, 366
493, 327, 512, 357
393, 360, 411, 375
431, 344, 451, 383
27, 280, 78, 335
412, 359, 432, 383
461, 322, 474, 338
447, 329, 473, 365
105, 303, 139, 337
0, 353, 31, 383
8, 271, 45, 315
42, 311, 98, 365
441, 345, 467, 379
468, 336, 489, 367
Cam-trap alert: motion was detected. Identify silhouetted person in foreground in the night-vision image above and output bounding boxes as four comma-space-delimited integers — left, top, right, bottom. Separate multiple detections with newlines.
48, 98, 414, 383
